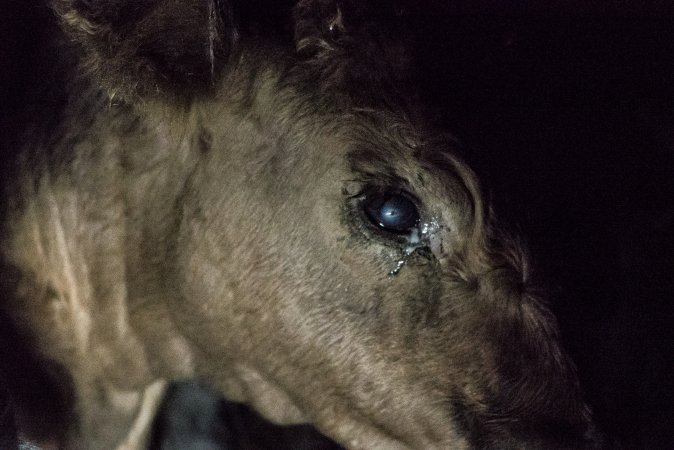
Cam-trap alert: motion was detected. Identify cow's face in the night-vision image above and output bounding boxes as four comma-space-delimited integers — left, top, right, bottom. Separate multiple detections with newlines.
172, 93, 484, 448
169, 56, 597, 450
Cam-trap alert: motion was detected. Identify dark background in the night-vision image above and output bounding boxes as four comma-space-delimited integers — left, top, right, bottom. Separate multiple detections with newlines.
1, 1, 673, 449
408, 7, 674, 449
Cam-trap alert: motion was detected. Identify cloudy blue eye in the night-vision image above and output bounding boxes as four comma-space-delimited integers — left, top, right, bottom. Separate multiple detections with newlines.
364, 192, 419, 233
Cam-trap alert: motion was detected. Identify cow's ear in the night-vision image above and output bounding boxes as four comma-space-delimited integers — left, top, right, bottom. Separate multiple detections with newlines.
292, 0, 412, 92
53, 0, 238, 103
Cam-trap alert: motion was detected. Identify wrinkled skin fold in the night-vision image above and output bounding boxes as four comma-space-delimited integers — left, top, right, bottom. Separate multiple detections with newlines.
0, 1, 606, 449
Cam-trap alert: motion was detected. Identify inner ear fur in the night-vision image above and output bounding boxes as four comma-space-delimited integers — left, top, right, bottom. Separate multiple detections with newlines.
293, 0, 414, 98
53, 0, 237, 103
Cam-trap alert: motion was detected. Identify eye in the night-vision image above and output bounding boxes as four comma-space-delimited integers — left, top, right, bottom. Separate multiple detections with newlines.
363, 191, 420, 233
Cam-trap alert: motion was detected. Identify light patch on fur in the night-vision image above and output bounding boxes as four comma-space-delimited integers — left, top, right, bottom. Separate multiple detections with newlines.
116, 380, 168, 450
46, 188, 92, 354
233, 364, 307, 425
208, 0, 217, 80
58, 9, 98, 35
328, 7, 344, 34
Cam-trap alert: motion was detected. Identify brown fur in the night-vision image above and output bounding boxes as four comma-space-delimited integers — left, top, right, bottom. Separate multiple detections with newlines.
1, 1, 605, 448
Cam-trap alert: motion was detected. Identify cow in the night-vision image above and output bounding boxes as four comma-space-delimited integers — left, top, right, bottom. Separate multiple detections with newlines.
0, 0, 606, 448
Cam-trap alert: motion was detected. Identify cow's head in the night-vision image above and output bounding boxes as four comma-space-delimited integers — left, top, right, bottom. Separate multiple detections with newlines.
54, 0, 604, 448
